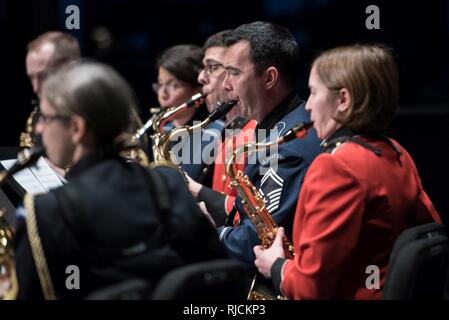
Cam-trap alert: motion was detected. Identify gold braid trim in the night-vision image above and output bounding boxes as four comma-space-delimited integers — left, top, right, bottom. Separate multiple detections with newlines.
23, 193, 57, 300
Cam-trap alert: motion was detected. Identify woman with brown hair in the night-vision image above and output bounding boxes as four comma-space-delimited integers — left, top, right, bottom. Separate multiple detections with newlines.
154, 44, 208, 128
253, 44, 441, 299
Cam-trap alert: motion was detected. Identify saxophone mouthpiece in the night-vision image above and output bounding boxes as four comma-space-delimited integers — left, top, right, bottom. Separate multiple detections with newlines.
208, 100, 238, 122
281, 121, 314, 143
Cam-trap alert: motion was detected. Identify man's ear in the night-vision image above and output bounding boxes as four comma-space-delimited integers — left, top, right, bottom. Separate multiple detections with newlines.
70, 115, 87, 144
337, 88, 352, 115
264, 66, 279, 90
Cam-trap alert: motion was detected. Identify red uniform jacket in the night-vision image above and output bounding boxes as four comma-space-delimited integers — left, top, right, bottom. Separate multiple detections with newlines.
212, 120, 257, 214
280, 136, 441, 299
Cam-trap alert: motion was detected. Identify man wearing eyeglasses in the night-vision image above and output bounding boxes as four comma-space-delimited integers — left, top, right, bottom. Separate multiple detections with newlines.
197, 30, 234, 114
186, 30, 257, 225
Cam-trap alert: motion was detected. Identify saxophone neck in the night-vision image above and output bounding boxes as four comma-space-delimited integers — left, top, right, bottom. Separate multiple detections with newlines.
276, 121, 314, 144
155, 93, 205, 135
133, 93, 206, 140
153, 105, 178, 134
157, 117, 211, 161
134, 115, 156, 140
156, 99, 236, 163
226, 140, 272, 180
227, 121, 314, 175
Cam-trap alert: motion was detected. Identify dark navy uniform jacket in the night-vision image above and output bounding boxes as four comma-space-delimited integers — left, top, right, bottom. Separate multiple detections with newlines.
14, 152, 226, 299
217, 93, 322, 265
161, 104, 225, 186
176, 120, 225, 186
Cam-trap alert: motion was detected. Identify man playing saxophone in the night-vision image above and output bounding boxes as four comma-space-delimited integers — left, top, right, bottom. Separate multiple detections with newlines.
185, 29, 257, 225
197, 21, 321, 268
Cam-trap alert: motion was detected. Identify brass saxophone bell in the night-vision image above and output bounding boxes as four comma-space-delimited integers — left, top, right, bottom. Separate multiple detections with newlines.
0, 208, 18, 300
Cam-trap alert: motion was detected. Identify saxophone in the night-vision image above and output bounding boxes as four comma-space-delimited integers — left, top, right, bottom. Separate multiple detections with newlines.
225, 121, 314, 300
128, 93, 206, 167
154, 100, 237, 165
134, 93, 205, 144
120, 106, 153, 167
0, 208, 17, 300
19, 100, 39, 148
0, 146, 45, 300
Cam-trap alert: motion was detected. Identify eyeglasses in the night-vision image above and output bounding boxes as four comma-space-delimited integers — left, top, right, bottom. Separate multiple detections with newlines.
152, 81, 188, 94
36, 111, 71, 124
201, 63, 224, 76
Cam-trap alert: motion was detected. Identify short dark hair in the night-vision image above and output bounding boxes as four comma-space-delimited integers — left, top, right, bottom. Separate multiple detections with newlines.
156, 44, 203, 87
203, 30, 232, 50
224, 21, 299, 89
313, 44, 399, 134
27, 31, 81, 68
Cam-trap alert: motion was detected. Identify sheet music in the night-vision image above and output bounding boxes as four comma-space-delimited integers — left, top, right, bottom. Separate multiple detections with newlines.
0, 157, 64, 194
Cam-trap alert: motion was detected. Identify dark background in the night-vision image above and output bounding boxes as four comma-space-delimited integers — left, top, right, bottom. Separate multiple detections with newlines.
0, 0, 448, 221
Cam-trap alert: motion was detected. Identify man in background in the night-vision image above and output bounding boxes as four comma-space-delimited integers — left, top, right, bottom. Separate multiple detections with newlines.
23, 31, 81, 177
26, 31, 80, 101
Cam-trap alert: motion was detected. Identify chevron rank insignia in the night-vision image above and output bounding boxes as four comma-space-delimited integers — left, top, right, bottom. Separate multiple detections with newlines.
258, 167, 284, 213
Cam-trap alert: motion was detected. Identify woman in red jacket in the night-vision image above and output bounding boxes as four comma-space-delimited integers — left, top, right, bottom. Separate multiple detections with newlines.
253, 44, 441, 299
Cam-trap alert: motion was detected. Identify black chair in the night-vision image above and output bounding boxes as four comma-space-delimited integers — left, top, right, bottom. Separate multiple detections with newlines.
151, 259, 249, 300
384, 222, 449, 299
85, 278, 152, 300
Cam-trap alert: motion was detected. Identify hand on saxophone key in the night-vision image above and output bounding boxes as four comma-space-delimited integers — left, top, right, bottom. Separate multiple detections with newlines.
253, 227, 286, 278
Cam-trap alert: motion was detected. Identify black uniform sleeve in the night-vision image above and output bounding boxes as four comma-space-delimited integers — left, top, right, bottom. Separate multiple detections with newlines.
197, 186, 227, 226
271, 257, 287, 295
153, 166, 228, 261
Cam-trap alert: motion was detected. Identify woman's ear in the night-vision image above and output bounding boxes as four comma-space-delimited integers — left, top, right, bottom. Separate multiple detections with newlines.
337, 88, 352, 115
70, 115, 87, 145
264, 67, 279, 90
